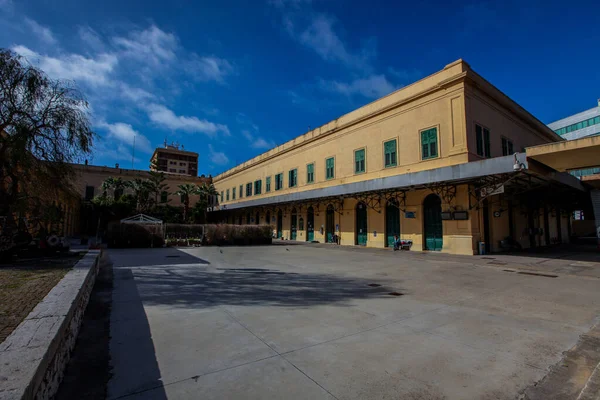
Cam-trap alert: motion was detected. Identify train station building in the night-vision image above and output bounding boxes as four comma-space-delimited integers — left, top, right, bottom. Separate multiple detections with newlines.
210, 59, 597, 255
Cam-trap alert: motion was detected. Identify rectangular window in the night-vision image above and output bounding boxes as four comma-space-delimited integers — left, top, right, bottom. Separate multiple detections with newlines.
501, 137, 514, 156
275, 173, 283, 190
226, 189, 230, 201
85, 185, 95, 201
354, 148, 366, 174
254, 179, 262, 195
288, 169, 298, 188
384, 139, 397, 167
326, 157, 335, 179
475, 124, 490, 158
266, 176, 271, 192
246, 183, 252, 197
221, 191, 224, 202
239, 185, 243, 198
232, 187, 236, 200
420, 127, 439, 160
306, 163, 314, 183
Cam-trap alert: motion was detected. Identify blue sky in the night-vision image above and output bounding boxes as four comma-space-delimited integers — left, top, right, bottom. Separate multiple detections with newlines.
1, 0, 598, 175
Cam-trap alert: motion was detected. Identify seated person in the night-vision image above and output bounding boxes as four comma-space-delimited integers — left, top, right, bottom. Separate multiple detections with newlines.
393, 235, 400, 250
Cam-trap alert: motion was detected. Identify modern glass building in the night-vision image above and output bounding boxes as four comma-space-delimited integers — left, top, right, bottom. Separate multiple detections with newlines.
547, 99, 600, 177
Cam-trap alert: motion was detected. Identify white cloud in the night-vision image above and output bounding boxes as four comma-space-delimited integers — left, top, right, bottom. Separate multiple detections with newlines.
320, 74, 397, 99
78, 26, 105, 52
145, 103, 230, 136
241, 130, 275, 149
24, 18, 56, 45
280, 11, 373, 70
96, 121, 153, 154
12, 45, 117, 87
186, 55, 234, 83
208, 144, 229, 166
114, 25, 178, 65
119, 83, 155, 103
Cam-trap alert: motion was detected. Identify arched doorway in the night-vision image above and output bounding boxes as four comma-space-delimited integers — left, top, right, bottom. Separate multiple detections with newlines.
385, 200, 400, 247
246, 212, 251, 225
306, 206, 314, 241
276, 210, 283, 238
356, 202, 367, 246
290, 208, 298, 240
255, 212, 260, 225
238, 215, 242, 225
266, 211, 271, 226
423, 194, 443, 251
326, 205, 335, 243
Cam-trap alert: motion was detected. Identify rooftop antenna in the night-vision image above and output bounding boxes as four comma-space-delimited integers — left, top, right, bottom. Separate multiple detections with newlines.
131, 134, 136, 169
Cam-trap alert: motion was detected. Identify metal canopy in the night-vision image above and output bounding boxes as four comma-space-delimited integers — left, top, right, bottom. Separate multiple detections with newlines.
215, 154, 586, 212
120, 214, 163, 224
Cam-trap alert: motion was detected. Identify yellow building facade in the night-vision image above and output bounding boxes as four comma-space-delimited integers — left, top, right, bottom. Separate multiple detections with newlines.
212, 60, 585, 255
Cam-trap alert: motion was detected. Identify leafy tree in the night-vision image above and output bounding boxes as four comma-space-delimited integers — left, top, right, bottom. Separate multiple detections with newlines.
174, 183, 198, 222
0, 49, 94, 225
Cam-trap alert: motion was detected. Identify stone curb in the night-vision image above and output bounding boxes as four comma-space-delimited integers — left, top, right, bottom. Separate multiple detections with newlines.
0, 250, 101, 400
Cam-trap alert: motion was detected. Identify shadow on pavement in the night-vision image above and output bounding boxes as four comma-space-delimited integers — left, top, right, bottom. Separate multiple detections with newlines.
130, 264, 400, 309
109, 268, 167, 400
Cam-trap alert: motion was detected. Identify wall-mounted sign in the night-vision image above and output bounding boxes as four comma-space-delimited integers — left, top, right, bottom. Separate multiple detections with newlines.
453, 211, 469, 220
405, 211, 416, 219
441, 212, 452, 220
480, 184, 504, 198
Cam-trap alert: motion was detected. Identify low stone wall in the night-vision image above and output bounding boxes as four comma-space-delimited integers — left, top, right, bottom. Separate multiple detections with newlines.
0, 250, 101, 400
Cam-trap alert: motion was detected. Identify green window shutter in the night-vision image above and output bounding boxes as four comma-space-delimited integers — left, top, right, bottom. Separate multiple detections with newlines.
476, 125, 483, 156
266, 176, 271, 192
326, 157, 334, 179
483, 128, 490, 158
421, 128, 438, 159
421, 131, 429, 159
384, 140, 397, 167
232, 187, 236, 200
307, 163, 314, 183
226, 189, 229, 201
354, 149, 365, 173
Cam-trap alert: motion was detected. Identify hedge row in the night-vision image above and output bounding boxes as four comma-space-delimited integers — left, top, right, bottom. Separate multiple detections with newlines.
105, 222, 164, 248
203, 224, 273, 246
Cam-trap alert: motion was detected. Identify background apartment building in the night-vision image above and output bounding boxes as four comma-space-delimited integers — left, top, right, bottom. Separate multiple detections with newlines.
150, 142, 199, 177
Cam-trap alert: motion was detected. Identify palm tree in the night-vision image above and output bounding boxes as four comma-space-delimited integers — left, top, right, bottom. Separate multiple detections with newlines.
100, 177, 115, 198
127, 178, 151, 212
112, 177, 128, 200
174, 183, 198, 222
147, 171, 169, 207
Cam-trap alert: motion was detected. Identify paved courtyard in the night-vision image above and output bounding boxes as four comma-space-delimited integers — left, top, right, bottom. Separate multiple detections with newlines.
107, 244, 600, 399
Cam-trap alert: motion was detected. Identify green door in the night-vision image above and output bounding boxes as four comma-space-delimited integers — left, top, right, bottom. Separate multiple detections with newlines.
356, 203, 367, 246
290, 209, 297, 240
423, 194, 443, 251
277, 210, 283, 238
386, 201, 400, 247
307, 207, 314, 241
326, 205, 335, 243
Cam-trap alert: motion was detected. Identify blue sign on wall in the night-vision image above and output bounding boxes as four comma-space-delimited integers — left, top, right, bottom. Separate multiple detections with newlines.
405, 211, 416, 219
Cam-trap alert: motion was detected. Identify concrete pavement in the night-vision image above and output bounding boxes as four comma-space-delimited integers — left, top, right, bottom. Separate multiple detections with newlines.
107, 245, 600, 399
